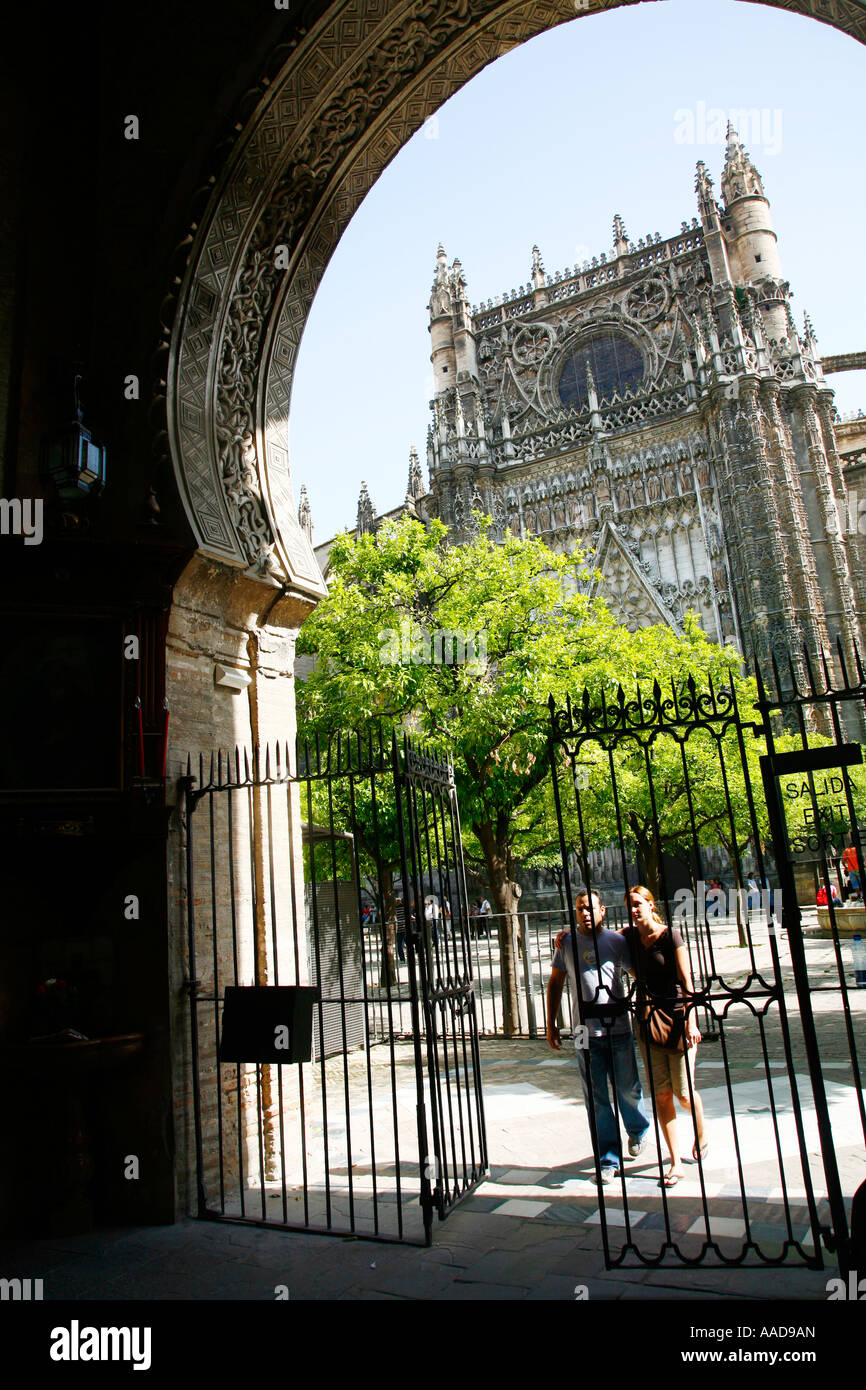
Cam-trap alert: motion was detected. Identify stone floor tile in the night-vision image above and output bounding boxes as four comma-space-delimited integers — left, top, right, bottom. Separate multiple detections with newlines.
496, 1168, 551, 1185
489, 1198, 551, 1218
455, 1250, 546, 1287
524, 1274, 592, 1300
442, 1281, 528, 1300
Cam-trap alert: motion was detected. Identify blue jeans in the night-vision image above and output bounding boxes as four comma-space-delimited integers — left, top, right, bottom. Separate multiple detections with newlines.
577, 1031, 649, 1171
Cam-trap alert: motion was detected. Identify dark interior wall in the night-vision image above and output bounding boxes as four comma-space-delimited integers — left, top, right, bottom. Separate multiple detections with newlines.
5, 0, 328, 531
0, 0, 325, 1231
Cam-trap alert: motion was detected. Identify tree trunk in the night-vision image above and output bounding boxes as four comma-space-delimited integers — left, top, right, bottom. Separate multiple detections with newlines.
475, 822, 522, 1035
729, 859, 749, 948
628, 814, 662, 899
379, 865, 399, 987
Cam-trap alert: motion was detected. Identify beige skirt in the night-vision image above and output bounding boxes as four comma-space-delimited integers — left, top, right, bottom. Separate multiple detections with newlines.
640, 1034, 698, 1098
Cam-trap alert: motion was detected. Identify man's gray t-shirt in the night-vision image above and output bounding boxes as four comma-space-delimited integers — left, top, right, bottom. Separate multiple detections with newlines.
552, 929, 633, 1038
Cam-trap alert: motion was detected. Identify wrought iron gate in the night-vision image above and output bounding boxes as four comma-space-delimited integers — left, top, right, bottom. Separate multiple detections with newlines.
547, 645, 865, 1272
180, 730, 487, 1246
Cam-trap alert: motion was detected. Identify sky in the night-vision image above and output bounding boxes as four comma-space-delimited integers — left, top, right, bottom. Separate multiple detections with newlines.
288, 0, 866, 544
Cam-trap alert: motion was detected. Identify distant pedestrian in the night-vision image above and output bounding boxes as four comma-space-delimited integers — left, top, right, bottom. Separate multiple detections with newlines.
843, 844, 862, 900
478, 896, 492, 938
424, 894, 440, 949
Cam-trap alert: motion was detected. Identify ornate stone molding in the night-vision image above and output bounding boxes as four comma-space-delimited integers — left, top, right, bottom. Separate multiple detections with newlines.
165, 0, 866, 601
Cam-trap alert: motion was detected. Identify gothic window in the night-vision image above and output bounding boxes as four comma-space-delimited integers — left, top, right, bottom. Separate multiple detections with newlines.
557, 333, 644, 410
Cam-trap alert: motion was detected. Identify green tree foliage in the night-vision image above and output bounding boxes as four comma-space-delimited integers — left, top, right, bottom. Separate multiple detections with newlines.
296, 513, 762, 1030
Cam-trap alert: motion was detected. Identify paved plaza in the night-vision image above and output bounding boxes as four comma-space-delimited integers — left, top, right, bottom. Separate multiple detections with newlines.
3, 913, 862, 1301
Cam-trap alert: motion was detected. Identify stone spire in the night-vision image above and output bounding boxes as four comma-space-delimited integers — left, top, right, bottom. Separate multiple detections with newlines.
721, 123, 765, 205
719, 123, 786, 339
406, 445, 425, 501
531, 244, 546, 288
298, 483, 313, 542
694, 161, 718, 222
612, 214, 629, 257
696, 160, 733, 287
802, 311, 818, 351
429, 244, 451, 319
451, 256, 468, 303
356, 481, 377, 536
429, 243, 463, 393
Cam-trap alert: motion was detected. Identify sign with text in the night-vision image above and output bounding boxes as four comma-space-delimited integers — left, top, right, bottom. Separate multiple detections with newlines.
767, 744, 864, 858
219, 986, 318, 1064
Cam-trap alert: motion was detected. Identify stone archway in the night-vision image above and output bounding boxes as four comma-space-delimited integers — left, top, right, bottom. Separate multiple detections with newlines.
165, 0, 866, 585
161, 0, 866, 1212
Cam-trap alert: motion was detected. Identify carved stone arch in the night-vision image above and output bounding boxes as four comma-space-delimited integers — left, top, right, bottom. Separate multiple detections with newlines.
164, 0, 866, 593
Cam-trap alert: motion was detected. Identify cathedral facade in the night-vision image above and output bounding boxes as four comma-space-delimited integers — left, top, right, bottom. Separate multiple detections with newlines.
406, 127, 865, 665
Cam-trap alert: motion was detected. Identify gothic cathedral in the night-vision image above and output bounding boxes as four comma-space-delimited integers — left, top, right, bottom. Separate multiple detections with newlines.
333, 126, 865, 667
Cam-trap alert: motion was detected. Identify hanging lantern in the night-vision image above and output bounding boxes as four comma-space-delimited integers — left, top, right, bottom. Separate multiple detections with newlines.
41, 374, 107, 500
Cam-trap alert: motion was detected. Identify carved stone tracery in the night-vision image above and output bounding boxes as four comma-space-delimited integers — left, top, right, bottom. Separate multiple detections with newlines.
165, 0, 866, 640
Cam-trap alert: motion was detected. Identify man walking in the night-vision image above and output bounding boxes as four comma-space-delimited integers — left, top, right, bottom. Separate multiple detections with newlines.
546, 891, 649, 1183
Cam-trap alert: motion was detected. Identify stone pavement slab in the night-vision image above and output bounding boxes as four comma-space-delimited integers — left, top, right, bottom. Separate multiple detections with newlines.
4, 1001, 856, 1305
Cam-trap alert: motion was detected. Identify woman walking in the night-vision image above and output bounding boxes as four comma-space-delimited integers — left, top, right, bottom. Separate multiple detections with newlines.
622, 885, 707, 1187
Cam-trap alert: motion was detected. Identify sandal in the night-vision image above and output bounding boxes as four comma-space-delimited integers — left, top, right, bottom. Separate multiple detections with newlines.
692, 1142, 708, 1162
661, 1170, 681, 1188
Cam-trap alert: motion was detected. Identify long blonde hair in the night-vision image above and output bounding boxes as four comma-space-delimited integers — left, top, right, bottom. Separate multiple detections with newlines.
625, 884, 666, 930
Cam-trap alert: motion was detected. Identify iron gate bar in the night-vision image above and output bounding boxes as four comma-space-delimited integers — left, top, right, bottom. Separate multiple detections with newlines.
181, 761, 207, 1219
360, 734, 407, 1239
302, 763, 331, 1228
312, 727, 409, 1239
284, 751, 311, 1230
443, 742, 488, 1192
324, 750, 357, 1230
431, 771, 473, 1207
812, 660, 866, 1148
181, 729, 485, 1247
392, 734, 435, 1241
346, 758, 382, 1235
265, 764, 288, 1225
768, 744, 863, 775
547, 668, 828, 1269
394, 734, 488, 1235
409, 755, 452, 1221
672, 733, 716, 1039
755, 641, 866, 1276
758, 756, 847, 1266
434, 765, 485, 1203
764, 737, 866, 1139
